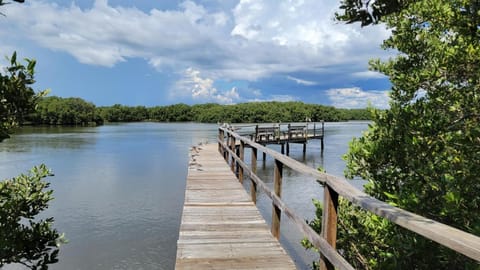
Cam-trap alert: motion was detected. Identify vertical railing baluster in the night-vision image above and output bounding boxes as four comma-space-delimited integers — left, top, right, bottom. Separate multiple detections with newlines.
319, 184, 339, 270
218, 128, 224, 155
239, 141, 245, 183
230, 134, 236, 172
225, 131, 230, 161
271, 159, 283, 239
235, 145, 240, 176
251, 147, 258, 204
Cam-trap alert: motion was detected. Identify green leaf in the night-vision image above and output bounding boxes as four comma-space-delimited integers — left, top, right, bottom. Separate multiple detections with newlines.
11, 51, 17, 65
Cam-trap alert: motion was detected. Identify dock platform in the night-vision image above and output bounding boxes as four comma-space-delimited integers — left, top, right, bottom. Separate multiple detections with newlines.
232, 122, 325, 155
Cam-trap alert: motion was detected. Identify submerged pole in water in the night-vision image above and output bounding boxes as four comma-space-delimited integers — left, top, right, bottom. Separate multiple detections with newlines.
320, 121, 325, 154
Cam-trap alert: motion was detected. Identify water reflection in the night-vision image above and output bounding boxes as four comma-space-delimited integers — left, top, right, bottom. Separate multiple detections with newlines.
1, 123, 219, 270
0, 126, 98, 155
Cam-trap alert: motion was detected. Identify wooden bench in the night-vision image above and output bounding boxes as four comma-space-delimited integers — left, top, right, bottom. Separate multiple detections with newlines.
287, 124, 307, 139
255, 126, 279, 142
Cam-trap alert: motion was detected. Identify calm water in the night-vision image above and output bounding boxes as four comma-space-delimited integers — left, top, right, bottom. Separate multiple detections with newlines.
0, 122, 368, 270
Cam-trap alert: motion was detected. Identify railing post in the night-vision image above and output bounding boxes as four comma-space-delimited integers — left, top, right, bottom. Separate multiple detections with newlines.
235, 145, 240, 176
271, 159, 283, 239
239, 141, 245, 183
224, 131, 230, 161
230, 135, 236, 172
250, 147, 257, 204
319, 184, 339, 270
218, 128, 224, 154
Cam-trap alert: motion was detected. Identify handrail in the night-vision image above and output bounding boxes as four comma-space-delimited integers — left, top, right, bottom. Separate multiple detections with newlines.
232, 122, 324, 137
218, 126, 480, 269
219, 140, 354, 270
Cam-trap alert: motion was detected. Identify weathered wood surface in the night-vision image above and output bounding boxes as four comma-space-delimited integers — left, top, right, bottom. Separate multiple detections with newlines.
235, 123, 324, 145
255, 132, 323, 144
176, 144, 296, 270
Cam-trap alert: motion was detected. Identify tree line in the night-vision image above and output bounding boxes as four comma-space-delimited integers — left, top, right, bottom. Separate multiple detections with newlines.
25, 96, 372, 125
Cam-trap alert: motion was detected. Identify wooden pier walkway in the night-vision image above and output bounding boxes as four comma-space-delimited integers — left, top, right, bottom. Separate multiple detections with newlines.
175, 144, 296, 269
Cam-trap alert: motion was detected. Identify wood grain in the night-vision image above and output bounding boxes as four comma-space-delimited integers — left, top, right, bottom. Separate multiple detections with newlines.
176, 144, 296, 270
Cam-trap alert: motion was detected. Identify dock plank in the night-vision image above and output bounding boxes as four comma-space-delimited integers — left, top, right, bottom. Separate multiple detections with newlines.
176, 144, 296, 269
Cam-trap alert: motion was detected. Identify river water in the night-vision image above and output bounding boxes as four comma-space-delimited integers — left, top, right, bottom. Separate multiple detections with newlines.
0, 122, 368, 269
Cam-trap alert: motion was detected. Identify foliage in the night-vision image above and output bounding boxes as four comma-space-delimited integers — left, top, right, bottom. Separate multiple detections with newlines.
27, 96, 103, 125
26, 98, 371, 126
303, 0, 480, 269
0, 165, 65, 269
302, 199, 396, 270
1, 51, 62, 268
96, 101, 372, 124
0, 52, 47, 141
336, 0, 414, 26
2, 4, 63, 269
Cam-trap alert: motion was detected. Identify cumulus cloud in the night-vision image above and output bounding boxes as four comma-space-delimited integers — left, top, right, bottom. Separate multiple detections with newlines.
174, 68, 240, 104
327, 87, 390, 109
4, 0, 225, 67
2, 0, 391, 81
232, 0, 351, 48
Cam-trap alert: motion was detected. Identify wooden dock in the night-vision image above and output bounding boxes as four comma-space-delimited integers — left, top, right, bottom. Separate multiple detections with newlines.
175, 144, 296, 269
232, 122, 325, 155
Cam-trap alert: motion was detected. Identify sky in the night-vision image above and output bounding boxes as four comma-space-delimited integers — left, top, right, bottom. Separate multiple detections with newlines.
1, 0, 393, 108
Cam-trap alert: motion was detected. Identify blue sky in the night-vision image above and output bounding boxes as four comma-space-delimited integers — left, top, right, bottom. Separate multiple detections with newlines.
2, 0, 392, 108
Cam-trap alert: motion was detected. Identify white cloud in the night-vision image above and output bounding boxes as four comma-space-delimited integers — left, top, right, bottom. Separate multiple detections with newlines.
251, 89, 262, 97
352, 70, 386, 79
287, 75, 317, 86
327, 87, 390, 109
2, 0, 391, 81
248, 94, 298, 102
174, 68, 240, 104
4, 0, 226, 67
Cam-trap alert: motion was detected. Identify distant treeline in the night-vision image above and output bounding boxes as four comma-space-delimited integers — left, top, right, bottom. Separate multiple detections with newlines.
25, 96, 372, 126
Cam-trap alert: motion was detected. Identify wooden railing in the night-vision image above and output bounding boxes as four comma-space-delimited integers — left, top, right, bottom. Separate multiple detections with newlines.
233, 122, 324, 140
217, 126, 480, 270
